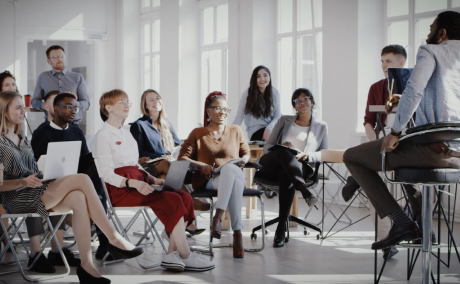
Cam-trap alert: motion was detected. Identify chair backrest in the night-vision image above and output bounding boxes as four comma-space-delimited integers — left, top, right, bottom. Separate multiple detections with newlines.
403, 122, 460, 144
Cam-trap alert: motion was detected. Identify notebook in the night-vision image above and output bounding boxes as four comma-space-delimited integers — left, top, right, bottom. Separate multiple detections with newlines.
268, 144, 299, 155
151, 160, 190, 191
387, 68, 413, 96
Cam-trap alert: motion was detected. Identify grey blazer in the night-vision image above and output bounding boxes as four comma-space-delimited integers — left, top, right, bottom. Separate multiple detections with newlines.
263, 115, 328, 162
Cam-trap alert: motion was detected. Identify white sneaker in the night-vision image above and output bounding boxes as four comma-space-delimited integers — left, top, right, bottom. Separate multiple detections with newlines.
161, 252, 185, 272
181, 252, 215, 272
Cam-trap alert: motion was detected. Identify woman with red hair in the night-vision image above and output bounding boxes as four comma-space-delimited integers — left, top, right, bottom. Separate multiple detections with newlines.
178, 91, 251, 258
91, 89, 215, 272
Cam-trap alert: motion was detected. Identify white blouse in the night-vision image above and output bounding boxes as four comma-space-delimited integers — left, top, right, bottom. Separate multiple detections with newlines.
89, 122, 141, 187
284, 123, 310, 151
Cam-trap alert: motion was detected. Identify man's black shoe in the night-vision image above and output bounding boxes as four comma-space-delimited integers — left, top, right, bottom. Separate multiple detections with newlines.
341, 176, 360, 202
382, 246, 399, 259
28, 253, 56, 273
273, 235, 285, 248
48, 247, 81, 267
371, 222, 418, 250
413, 212, 437, 244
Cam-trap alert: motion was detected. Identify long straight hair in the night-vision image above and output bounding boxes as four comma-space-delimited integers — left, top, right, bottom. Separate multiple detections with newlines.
140, 89, 175, 153
244, 65, 273, 119
0, 91, 23, 135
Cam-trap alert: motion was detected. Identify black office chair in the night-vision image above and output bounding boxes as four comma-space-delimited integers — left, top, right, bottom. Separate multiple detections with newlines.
251, 162, 322, 242
379, 122, 460, 284
187, 162, 266, 256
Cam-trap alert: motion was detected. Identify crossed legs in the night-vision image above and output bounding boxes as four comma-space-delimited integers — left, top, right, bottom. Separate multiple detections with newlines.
41, 174, 135, 277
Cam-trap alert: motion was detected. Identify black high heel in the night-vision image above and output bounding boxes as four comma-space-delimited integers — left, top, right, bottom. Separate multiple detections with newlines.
76, 266, 111, 284
107, 243, 144, 260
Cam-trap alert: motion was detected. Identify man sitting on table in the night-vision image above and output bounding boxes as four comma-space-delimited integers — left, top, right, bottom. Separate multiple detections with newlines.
31, 93, 112, 261
343, 10, 460, 250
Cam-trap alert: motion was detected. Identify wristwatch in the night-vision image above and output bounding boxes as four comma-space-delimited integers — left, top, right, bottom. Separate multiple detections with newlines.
390, 129, 402, 137
125, 178, 130, 188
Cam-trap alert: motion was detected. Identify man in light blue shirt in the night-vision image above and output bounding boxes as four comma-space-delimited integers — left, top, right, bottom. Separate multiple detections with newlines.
32, 45, 90, 124
344, 11, 460, 251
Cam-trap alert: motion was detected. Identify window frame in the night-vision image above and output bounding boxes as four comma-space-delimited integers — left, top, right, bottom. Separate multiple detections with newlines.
141, 9, 161, 92
276, 0, 323, 118
199, 1, 229, 102
384, 0, 460, 67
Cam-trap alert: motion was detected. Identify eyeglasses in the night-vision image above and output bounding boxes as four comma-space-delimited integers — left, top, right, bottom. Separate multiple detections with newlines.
293, 97, 311, 104
49, 55, 65, 60
57, 104, 80, 113
117, 100, 132, 107
208, 106, 231, 114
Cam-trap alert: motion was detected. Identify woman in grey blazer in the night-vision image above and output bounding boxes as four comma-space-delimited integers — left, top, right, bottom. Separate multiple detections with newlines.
258, 88, 328, 247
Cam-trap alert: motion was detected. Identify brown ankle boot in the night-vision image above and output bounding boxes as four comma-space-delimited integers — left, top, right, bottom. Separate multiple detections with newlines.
233, 231, 244, 258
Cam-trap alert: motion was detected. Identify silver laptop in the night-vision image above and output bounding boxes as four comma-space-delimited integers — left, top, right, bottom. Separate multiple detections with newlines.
37, 141, 82, 182
151, 160, 190, 191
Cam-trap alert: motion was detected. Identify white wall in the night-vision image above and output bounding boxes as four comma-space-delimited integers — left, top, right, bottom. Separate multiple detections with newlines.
178, 0, 201, 136
323, 0, 359, 149
0, 0, 121, 140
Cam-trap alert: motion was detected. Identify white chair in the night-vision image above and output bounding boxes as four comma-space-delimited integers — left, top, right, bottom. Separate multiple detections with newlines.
99, 179, 167, 269
0, 211, 70, 282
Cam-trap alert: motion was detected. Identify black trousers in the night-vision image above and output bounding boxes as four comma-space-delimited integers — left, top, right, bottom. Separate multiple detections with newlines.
250, 127, 266, 141
258, 149, 314, 231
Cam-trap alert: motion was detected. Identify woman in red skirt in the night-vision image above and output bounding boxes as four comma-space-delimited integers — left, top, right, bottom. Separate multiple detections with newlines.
90, 89, 214, 272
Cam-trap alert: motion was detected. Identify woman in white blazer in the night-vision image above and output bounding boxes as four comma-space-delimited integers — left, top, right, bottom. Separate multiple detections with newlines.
258, 88, 328, 247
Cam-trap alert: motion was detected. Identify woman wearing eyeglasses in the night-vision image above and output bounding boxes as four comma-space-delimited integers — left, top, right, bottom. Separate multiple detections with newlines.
178, 91, 251, 258
90, 89, 215, 272
258, 88, 328, 248
233, 65, 281, 141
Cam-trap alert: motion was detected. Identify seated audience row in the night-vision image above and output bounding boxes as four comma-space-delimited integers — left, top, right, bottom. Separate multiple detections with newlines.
0, 91, 144, 284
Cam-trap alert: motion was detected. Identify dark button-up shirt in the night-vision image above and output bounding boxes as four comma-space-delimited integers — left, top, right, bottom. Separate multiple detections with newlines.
130, 115, 182, 159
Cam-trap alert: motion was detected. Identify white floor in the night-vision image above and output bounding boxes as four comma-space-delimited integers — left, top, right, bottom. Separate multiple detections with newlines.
1, 195, 459, 284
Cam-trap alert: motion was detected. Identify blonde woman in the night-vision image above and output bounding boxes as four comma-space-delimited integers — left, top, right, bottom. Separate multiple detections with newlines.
0, 91, 143, 284
130, 89, 181, 178
90, 89, 215, 272
130, 89, 209, 234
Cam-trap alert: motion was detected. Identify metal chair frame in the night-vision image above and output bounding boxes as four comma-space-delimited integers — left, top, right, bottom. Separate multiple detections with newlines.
189, 162, 266, 256
99, 179, 167, 269
0, 212, 70, 282
380, 125, 460, 284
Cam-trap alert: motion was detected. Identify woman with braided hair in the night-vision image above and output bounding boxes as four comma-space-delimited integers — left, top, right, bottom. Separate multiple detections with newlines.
178, 91, 251, 258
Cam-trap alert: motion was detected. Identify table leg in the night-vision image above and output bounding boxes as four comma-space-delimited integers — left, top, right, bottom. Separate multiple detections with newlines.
221, 208, 230, 231
289, 197, 298, 227
245, 167, 258, 218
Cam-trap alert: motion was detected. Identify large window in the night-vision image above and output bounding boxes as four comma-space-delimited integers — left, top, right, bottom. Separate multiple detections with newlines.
141, 0, 160, 12
201, 3, 228, 100
141, 2, 160, 92
277, 0, 323, 116
386, 0, 460, 66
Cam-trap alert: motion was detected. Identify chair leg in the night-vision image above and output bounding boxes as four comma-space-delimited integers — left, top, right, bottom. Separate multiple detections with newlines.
422, 185, 433, 284
0, 215, 70, 282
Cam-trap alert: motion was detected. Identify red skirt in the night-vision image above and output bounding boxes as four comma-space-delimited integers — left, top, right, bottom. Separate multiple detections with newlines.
106, 166, 195, 233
